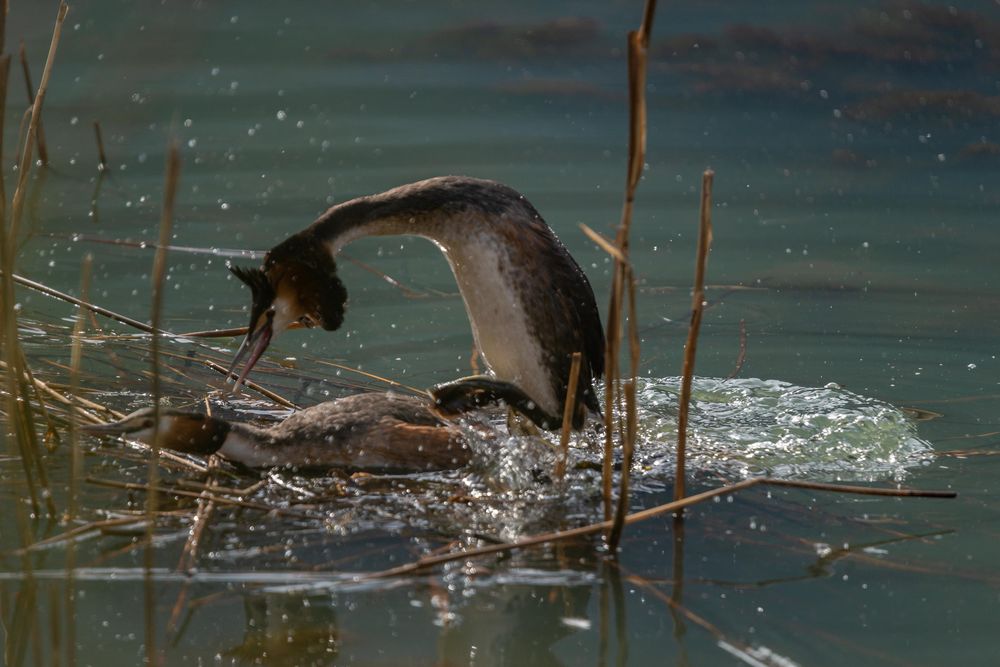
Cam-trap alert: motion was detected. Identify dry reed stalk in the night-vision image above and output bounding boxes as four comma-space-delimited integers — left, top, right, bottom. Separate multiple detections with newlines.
578, 223, 626, 263
674, 170, 713, 503
10, 348, 57, 515
85, 477, 320, 518
0, 2, 68, 522
176, 477, 266, 498
607, 377, 637, 551
173, 325, 249, 338
63, 255, 90, 667
668, 516, 686, 641
17, 40, 48, 166
725, 318, 747, 380
599, 0, 655, 535
16, 349, 60, 448
597, 565, 610, 665
103, 444, 210, 474
167, 455, 219, 639
11, 517, 146, 555
5, 578, 36, 667
313, 358, 428, 396
144, 142, 180, 665
176, 455, 218, 573
92, 120, 107, 170
47, 587, 62, 667
10, 272, 158, 333
8, 273, 302, 409
0, 54, 10, 216
175, 321, 311, 337
554, 352, 583, 481
8, 3, 67, 242
67, 254, 91, 521
0, 360, 122, 422
198, 358, 298, 409
367, 476, 954, 579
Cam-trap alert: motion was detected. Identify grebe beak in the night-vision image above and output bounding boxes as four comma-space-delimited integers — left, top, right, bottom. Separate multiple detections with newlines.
80, 420, 133, 435
226, 316, 274, 391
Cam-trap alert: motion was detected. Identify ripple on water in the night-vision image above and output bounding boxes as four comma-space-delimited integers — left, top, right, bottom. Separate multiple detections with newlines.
633, 377, 934, 483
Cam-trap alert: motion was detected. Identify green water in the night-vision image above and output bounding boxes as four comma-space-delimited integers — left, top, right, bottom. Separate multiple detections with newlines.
2, 1, 999, 665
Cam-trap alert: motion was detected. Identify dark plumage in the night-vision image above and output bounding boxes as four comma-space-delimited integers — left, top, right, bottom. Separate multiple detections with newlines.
228, 176, 605, 429
83, 393, 473, 472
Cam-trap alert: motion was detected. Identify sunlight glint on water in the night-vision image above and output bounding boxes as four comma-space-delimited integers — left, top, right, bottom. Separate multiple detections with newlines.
633, 377, 932, 483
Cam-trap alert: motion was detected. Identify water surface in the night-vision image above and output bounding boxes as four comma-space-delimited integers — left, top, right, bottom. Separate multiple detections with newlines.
2, 2, 999, 665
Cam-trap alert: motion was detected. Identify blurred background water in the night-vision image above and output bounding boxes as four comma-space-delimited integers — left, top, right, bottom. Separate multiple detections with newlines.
1, 1, 998, 665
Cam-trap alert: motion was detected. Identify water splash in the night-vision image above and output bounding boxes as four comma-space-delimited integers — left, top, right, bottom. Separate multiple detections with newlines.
632, 377, 933, 483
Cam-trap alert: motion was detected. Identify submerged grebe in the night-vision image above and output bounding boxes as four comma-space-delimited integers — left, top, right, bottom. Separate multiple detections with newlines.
82, 392, 472, 472
226, 176, 604, 430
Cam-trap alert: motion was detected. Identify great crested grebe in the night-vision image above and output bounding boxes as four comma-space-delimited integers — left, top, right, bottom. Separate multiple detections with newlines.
82, 392, 472, 472
227, 175, 605, 430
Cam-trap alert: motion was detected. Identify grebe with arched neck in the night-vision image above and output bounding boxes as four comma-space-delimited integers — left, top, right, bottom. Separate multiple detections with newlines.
227, 176, 604, 430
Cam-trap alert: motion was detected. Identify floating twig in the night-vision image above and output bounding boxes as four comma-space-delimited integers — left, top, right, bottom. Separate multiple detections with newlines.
366, 477, 954, 580
85, 476, 320, 519
11, 517, 147, 555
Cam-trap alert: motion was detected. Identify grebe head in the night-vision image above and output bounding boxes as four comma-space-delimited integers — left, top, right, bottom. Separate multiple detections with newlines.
82, 407, 230, 456
228, 237, 347, 387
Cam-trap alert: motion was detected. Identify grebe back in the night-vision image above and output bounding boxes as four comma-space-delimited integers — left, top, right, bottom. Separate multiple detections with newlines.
82, 392, 472, 472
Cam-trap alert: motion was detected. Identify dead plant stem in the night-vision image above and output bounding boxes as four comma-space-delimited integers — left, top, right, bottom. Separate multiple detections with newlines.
367, 477, 954, 579
18, 40, 48, 165
92, 121, 107, 170
555, 352, 583, 481
675, 170, 714, 503
144, 141, 180, 666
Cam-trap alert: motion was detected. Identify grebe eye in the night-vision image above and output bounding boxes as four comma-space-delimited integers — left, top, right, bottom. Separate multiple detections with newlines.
298, 315, 316, 327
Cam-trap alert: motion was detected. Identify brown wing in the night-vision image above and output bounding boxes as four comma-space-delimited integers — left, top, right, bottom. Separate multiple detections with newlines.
384, 422, 472, 471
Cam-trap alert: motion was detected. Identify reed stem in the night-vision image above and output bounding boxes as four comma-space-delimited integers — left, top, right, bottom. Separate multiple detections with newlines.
555, 352, 583, 481
64, 254, 89, 667
144, 141, 181, 666
600, 0, 655, 538
9, 2, 67, 244
92, 120, 107, 170
18, 40, 48, 166
675, 170, 714, 503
